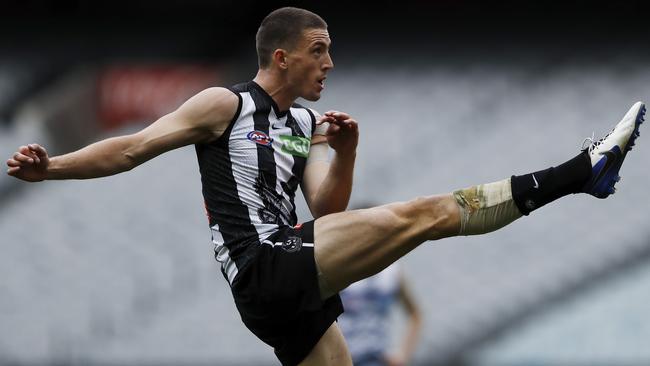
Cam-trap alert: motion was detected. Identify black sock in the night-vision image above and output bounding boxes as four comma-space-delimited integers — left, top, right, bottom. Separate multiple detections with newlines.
511, 152, 591, 215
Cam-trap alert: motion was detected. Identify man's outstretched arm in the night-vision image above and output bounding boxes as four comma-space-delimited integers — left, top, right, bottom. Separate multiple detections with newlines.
6, 87, 238, 182
301, 111, 358, 218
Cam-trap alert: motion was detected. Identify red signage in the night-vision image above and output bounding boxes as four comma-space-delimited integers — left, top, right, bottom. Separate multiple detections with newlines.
98, 64, 218, 130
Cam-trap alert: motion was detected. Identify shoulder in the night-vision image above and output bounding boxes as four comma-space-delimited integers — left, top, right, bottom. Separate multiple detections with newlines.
307, 107, 320, 118
173, 87, 242, 144
290, 104, 323, 138
178, 87, 241, 127
187, 87, 240, 113
291, 103, 320, 119
304, 107, 327, 139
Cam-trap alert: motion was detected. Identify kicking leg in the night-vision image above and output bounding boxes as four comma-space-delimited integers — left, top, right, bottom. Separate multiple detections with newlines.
314, 194, 462, 294
314, 101, 645, 295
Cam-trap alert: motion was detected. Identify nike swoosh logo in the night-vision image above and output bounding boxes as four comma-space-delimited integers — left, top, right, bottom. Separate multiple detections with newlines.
593, 149, 619, 184
532, 174, 540, 189
271, 124, 284, 130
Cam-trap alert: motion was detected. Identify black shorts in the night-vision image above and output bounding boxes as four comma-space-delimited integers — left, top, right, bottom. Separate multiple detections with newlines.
230, 220, 344, 366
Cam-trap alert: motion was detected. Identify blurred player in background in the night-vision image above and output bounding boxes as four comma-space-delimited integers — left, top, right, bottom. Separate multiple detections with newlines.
339, 261, 422, 366
5, 6, 645, 366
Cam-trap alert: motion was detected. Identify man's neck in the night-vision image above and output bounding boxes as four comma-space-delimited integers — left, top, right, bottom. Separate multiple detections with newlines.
253, 70, 296, 112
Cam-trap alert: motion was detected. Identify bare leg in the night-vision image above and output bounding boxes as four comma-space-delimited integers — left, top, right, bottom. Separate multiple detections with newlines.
299, 322, 352, 366
314, 194, 461, 293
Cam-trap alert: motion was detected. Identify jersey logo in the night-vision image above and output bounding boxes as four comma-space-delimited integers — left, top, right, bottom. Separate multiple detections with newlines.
247, 131, 273, 146
279, 135, 310, 158
281, 236, 303, 253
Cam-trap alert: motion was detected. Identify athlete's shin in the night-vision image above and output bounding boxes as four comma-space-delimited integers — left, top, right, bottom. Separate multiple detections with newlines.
453, 178, 523, 235
510, 152, 591, 215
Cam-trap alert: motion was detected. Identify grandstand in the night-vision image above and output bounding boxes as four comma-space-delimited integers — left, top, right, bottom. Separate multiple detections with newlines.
1, 1, 650, 365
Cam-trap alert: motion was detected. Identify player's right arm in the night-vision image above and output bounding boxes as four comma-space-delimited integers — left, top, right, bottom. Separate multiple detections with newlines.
6, 87, 238, 182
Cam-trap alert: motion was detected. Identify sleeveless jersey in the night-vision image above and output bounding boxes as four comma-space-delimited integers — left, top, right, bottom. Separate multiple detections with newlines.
195, 81, 317, 285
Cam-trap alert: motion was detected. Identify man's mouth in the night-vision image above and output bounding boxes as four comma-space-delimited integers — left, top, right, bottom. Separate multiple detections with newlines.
317, 77, 326, 88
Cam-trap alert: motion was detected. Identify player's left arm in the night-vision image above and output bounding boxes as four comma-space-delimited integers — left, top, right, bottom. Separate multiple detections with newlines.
386, 271, 423, 366
301, 110, 358, 218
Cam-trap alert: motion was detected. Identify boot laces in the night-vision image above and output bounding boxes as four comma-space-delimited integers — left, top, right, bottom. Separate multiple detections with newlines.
581, 130, 613, 154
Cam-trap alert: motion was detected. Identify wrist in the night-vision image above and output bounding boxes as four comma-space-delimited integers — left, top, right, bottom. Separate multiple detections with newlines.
331, 149, 356, 160
45, 156, 61, 180
330, 150, 355, 169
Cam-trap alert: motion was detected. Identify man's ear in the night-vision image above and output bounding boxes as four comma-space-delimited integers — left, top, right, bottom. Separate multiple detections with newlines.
272, 49, 288, 69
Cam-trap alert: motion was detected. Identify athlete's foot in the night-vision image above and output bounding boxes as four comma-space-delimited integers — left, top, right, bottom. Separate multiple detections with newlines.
582, 101, 645, 198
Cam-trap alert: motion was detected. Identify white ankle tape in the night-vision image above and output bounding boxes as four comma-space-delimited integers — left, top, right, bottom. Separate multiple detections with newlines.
453, 178, 523, 235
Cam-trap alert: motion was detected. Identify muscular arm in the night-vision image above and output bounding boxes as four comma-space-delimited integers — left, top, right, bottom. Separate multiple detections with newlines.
7, 87, 238, 181
301, 111, 358, 218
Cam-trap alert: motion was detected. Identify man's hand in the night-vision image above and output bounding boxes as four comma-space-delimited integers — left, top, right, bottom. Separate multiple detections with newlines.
317, 110, 358, 154
6, 144, 50, 182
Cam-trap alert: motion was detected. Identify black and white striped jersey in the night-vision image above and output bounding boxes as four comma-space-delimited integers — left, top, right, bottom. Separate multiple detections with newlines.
195, 81, 318, 285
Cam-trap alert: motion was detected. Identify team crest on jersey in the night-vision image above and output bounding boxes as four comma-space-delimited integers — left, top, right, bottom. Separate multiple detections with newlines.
279, 135, 310, 158
247, 131, 273, 146
281, 236, 303, 253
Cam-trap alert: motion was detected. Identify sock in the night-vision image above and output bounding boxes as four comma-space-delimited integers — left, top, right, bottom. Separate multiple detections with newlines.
453, 178, 523, 236
510, 152, 591, 215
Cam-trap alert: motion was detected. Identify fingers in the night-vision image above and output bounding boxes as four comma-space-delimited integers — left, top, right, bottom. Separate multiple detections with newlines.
322, 112, 357, 129
6, 143, 44, 169
326, 120, 359, 136
326, 123, 341, 136
324, 110, 351, 120
330, 118, 358, 130
12, 150, 35, 164
6, 166, 20, 176
6, 158, 22, 167
5, 143, 48, 178
316, 114, 336, 125
28, 144, 48, 159
317, 111, 356, 126
22, 145, 41, 163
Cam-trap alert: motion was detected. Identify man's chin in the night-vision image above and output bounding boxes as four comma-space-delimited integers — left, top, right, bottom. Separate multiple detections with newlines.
303, 93, 322, 102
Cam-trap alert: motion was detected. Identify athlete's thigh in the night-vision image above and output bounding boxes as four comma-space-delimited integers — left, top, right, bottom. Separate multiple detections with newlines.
314, 195, 459, 293
299, 322, 352, 366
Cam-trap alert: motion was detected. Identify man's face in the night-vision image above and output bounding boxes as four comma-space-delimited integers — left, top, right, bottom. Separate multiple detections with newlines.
285, 28, 333, 101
